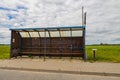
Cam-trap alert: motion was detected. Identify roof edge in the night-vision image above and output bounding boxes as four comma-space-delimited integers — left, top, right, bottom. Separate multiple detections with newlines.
10, 25, 86, 30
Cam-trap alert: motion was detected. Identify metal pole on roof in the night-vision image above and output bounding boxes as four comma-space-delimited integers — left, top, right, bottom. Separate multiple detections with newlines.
82, 6, 84, 26
84, 12, 87, 25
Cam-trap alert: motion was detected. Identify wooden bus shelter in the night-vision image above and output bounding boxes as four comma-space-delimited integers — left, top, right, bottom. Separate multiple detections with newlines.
10, 26, 87, 60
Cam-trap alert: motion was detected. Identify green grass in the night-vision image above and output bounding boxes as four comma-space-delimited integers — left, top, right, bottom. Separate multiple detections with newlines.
0, 45, 10, 59
0, 45, 120, 62
86, 45, 120, 62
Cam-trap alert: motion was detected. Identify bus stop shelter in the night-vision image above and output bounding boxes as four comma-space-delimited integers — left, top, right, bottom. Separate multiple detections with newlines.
10, 26, 87, 60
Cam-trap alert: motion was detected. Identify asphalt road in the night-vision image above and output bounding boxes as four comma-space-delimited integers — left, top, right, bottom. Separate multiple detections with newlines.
0, 69, 119, 80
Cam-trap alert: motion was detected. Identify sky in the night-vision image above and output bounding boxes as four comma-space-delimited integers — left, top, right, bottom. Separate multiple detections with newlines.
0, 0, 120, 44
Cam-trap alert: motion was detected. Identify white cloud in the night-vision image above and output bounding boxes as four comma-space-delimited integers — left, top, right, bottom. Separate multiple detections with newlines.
0, 28, 10, 44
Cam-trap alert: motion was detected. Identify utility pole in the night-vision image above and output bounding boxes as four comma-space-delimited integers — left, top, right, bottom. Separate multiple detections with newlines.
82, 6, 84, 26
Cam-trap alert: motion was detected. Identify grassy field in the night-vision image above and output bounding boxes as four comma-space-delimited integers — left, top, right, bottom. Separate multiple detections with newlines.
86, 45, 120, 62
0, 45, 120, 62
0, 45, 10, 59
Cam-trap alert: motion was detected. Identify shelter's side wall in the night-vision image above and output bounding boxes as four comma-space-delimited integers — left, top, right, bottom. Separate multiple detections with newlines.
11, 31, 21, 48
11, 31, 21, 57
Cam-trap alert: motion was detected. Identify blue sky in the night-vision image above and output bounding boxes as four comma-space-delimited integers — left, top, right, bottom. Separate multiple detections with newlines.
0, 0, 120, 44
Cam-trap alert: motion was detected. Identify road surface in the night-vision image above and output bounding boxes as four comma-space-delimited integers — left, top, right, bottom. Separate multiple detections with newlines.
0, 69, 119, 80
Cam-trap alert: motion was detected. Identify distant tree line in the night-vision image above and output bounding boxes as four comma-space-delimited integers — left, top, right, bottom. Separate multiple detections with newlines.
0, 44, 10, 46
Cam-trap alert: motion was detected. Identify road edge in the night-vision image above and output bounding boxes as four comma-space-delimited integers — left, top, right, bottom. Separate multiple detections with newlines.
0, 67, 120, 77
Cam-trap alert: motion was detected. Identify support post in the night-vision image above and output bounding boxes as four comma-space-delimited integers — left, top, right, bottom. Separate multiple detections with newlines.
83, 28, 87, 61
83, 12, 87, 61
44, 29, 46, 61
92, 49, 97, 61
38, 31, 41, 58
58, 29, 62, 59
47, 30, 52, 58
18, 32, 22, 57
70, 28, 73, 59
28, 32, 32, 52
